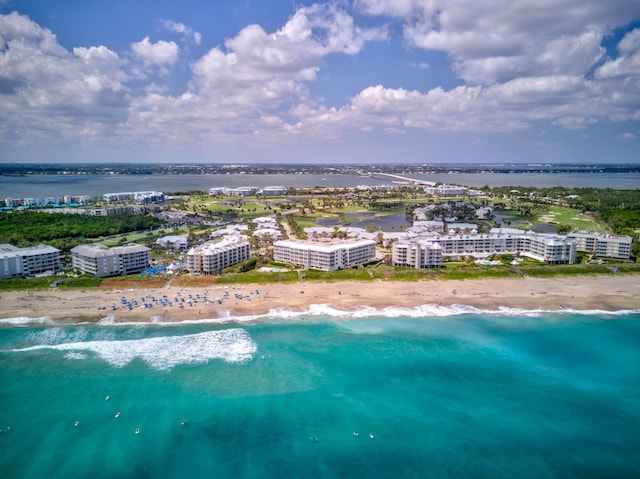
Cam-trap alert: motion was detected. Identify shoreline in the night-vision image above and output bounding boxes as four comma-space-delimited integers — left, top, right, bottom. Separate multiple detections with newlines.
1, 274, 639, 324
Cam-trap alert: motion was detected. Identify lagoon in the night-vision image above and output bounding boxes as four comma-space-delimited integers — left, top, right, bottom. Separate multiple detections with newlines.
1, 171, 638, 199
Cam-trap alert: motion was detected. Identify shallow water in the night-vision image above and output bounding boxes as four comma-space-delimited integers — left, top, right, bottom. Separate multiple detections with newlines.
1, 308, 639, 478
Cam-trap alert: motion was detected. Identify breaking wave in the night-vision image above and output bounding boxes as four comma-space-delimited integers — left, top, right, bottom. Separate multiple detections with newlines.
0, 316, 56, 326
10, 328, 257, 370
253, 303, 640, 320
2, 304, 638, 328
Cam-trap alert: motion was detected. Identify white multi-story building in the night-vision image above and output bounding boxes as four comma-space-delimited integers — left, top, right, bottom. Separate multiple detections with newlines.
567, 231, 632, 260
393, 230, 577, 267
71, 243, 151, 277
273, 239, 376, 271
423, 185, 468, 196
0, 243, 61, 278
259, 186, 285, 196
103, 191, 165, 204
392, 239, 443, 269
187, 235, 250, 275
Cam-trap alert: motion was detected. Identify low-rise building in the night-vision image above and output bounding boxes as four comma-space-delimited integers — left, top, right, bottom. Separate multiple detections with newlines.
187, 235, 250, 275
0, 243, 61, 278
155, 235, 188, 250
273, 239, 376, 271
259, 186, 285, 196
71, 243, 151, 277
103, 191, 165, 204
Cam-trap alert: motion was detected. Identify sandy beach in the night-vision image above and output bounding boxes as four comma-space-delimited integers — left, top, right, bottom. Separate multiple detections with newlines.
1, 274, 639, 323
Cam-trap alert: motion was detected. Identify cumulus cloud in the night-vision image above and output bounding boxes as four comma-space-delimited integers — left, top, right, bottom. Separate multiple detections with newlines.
131, 36, 179, 74
0, 12, 129, 144
122, 3, 387, 144
596, 28, 640, 79
357, 0, 640, 84
2, 2, 639, 155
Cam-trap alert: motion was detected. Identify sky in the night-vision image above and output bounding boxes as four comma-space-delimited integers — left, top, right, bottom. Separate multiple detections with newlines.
1, 0, 639, 165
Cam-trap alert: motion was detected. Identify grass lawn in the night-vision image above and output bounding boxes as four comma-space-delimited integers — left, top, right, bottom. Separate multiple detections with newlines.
535, 206, 605, 232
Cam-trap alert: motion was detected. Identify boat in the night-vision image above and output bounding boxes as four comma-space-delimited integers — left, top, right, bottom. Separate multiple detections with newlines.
353, 431, 359, 437
308, 436, 318, 442
369, 433, 375, 439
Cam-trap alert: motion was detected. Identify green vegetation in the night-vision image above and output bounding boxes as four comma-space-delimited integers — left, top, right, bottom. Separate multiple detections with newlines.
0, 211, 162, 251
1, 182, 639, 291
0, 276, 54, 291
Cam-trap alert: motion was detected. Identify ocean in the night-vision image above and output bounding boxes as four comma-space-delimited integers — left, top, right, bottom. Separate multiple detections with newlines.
1, 308, 639, 478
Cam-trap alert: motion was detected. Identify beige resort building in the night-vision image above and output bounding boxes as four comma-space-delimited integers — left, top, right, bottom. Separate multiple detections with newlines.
187, 235, 251, 275
273, 238, 376, 271
71, 243, 151, 277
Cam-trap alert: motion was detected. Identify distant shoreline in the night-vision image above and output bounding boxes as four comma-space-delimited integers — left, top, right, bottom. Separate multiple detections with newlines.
1, 274, 638, 324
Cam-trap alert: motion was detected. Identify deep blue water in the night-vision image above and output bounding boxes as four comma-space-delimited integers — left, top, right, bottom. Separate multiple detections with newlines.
1, 310, 639, 478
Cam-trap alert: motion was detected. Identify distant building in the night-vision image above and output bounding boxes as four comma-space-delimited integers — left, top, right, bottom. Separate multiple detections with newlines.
567, 231, 632, 259
155, 235, 188, 250
71, 243, 151, 277
103, 191, 165, 204
208, 187, 262, 196
0, 243, 61, 279
259, 186, 285, 196
252, 217, 282, 243
423, 185, 468, 196
187, 235, 250, 275
273, 239, 376, 271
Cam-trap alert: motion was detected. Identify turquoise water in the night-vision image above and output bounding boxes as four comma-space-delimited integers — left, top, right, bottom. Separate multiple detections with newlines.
1, 310, 640, 478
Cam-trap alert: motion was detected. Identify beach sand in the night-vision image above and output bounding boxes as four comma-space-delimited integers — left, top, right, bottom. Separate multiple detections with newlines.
1, 274, 639, 323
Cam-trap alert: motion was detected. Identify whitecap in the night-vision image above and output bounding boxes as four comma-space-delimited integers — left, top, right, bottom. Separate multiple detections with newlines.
65, 351, 86, 360
0, 316, 55, 326
240, 303, 640, 321
11, 328, 257, 370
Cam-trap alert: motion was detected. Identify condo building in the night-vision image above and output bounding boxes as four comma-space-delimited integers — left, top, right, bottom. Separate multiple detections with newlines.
103, 191, 165, 204
393, 230, 577, 268
567, 231, 632, 260
187, 235, 250, 275
392, 239, 443, 269
273, 239, 376, 271
0, 244, 61, 279
71, 243, 151, 277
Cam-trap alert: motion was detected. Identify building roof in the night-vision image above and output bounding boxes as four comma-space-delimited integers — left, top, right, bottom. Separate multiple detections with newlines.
71, 243, 150, 258
275, 238, 375, 253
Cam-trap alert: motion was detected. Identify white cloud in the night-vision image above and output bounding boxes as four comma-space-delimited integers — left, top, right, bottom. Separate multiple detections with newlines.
0, 12, 129, 145
131, 36, 179, 74
289, 71, 638, 137
596, 28, 640, 79
618, 132, 636, 140
1, 3, 639, 157
357, 0, 640, 84
162, 20, 202, 45
121, 3, 387, 145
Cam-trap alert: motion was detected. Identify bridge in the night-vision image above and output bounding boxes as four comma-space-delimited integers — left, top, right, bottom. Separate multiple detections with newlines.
369, 173, 436, 187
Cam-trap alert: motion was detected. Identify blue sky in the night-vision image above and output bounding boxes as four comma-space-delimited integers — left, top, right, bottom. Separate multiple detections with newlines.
1, 0, 639, 164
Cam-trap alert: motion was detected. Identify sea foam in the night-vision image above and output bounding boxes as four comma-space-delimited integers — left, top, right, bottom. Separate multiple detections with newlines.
254, 303, 640, 320
11, 328, 257, 370
0, 316, 56, 326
